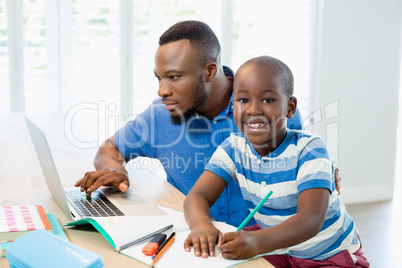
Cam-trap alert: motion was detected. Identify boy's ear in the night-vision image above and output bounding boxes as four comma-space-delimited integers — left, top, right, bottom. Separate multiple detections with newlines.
287, 96, 297, 119
204, 62, 218, 82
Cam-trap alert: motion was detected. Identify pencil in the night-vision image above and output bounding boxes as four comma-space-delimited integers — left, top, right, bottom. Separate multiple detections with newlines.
216, 190, 273, 257
236, 190, 273, 231
151, 237, 175, 266
116, 224, 173, 252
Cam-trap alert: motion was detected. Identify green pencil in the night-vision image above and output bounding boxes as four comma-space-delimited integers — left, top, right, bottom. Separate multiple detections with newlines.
236, 190, 273, 231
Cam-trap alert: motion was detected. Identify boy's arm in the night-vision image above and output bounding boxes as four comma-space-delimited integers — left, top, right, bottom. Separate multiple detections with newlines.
184, 170, 228, 258
260, 188, 330, 252
220, 188, 329, 259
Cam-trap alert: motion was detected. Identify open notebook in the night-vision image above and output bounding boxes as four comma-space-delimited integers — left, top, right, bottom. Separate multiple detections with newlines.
65, 207, 288, 267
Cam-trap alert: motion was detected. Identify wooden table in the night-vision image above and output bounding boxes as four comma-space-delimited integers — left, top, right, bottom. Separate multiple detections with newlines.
0, 114, 273, 268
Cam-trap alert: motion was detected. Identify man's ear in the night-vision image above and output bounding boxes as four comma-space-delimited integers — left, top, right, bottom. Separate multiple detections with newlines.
287, 96, 297, 119
204, 62, 218, 82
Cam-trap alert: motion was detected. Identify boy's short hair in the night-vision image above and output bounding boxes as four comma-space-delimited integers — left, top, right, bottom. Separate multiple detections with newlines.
239, 56, 294, 97
159, 20, 221, 66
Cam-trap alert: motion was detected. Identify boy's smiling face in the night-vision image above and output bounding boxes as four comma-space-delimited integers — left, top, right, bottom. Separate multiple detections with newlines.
233, 64, 297, 156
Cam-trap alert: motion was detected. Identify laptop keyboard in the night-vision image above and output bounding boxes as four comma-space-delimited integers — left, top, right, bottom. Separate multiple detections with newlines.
65, 189, 125, 217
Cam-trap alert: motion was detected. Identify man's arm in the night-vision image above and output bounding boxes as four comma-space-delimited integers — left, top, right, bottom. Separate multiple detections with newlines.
75, 136, 130, 196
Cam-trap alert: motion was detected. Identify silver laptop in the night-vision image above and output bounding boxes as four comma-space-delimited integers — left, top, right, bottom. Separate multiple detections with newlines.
25, 117, 165, 221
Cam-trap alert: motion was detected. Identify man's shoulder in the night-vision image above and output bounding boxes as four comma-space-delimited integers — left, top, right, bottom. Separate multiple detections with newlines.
139, 98, 170, 116
123, 98, 171, 127
287, 129, 328, 153
288, 129, 322, 141
151, 97, 163, 105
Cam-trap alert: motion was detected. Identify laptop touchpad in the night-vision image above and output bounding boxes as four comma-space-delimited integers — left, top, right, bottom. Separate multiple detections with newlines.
99, 187, 148, 205
99, 187, 167, 216
108, 194, 148, 205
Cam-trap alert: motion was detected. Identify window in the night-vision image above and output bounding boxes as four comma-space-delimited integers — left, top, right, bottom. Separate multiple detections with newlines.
0, 0, 9, 112
4, 0, 121, 114
70, 0, 121, 109
4, 0, 315, 122
24, 0, 47, 112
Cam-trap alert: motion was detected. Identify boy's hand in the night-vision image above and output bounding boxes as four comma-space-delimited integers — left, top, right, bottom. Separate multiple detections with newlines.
184, 223, 222, 258
218, 231, 261, 260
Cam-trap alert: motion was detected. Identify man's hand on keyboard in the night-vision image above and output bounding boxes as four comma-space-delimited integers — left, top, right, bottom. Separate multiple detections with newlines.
75, 167, 130, 197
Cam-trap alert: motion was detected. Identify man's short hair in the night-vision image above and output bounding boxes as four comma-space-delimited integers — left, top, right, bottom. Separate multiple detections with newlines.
239, 55, 294, 97
159, 20, 221, 66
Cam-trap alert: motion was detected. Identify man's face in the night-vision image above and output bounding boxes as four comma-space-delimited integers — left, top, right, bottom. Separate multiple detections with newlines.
233, 65, 291, 156
154, 39, 207, 125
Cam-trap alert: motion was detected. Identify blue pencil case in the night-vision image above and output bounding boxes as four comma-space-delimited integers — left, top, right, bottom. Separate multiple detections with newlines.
6, 230, 103, 268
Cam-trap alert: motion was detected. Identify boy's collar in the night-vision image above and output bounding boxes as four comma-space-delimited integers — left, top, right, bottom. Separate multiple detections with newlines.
245, 129, 293, 159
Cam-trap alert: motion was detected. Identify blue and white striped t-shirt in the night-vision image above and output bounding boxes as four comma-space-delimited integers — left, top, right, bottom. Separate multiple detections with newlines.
205, 129, 360, 260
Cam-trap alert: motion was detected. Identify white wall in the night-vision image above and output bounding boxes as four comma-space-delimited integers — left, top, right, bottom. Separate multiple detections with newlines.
310, 0, 402, 204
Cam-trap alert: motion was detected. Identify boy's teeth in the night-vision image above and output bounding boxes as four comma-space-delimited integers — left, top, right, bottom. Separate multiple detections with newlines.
247, 123, 265, 128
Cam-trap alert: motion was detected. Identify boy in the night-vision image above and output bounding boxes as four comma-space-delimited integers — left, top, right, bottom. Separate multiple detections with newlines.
183, 56, 369, 267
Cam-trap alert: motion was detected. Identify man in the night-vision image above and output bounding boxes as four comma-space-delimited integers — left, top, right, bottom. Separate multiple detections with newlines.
76, 20, 338, 227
